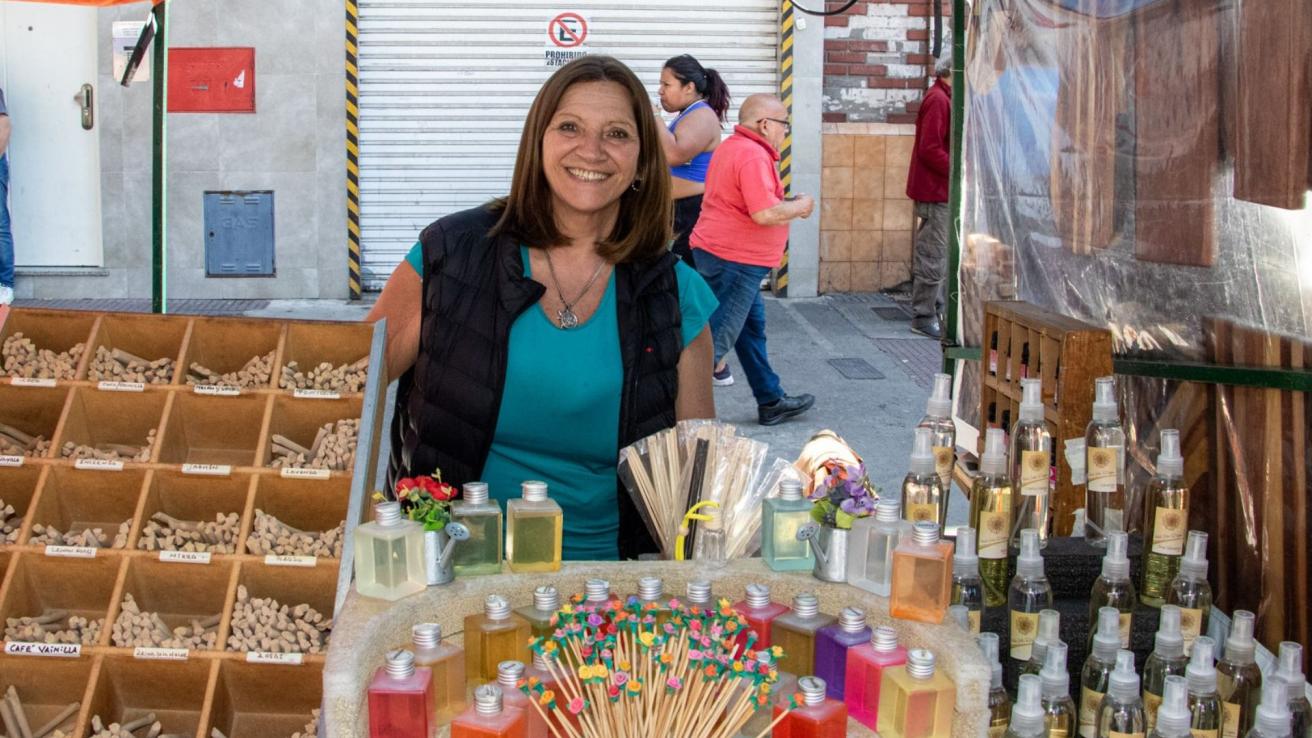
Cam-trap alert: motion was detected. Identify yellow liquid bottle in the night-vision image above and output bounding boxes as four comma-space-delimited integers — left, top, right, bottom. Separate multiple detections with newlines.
769, 592, 836, 677
514, 585, 562, 641
1140, 431, 1187, 607
972, 428, 1014, 608
877, 648, 956, 738
451, 481, 504, 577
506, 480, 562, 573
412, 622, 467, 725
463, 594, 531, 683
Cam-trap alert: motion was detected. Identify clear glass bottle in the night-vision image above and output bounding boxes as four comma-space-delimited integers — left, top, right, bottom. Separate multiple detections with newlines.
367, 649, 434, 738
630, 576, 666, 614
1098, 650, 1147, 738
1008, 674, 1049, 738
1276, 642, 1311, 738
1023, 609, 1062, 678
948, 604, 971, 632
1011, 378, 1052, 548
506, 480, 562, 573
844, 625, 906, 730
950, 527, 984, 633
1244, 681, 1293, 738
583, 577, 621, 608
514, 585, 561, 641
354, 501, 426, 601
1085, 376, 1126, 547
1089, 530, 1136, 650
450, 684, 528, 738
877, 649, 956, 738
1140, 431, 1188, 606
497, 660, 546, 738
814, 607, 872, 701
733, 583, 789, 650
773, 676, 848, 738
889, 521, 954, 624
412, 623, 466, 725
464, 594, 532, 683
972, 427, 1013, 607
902, 427, 948, 527
1043, 641, 1079, 738
980, 632, 1011, 737
1150, 676, 1194, 738
919, 372, 957, 501
450, 481, 503, 576
699, 504, 728, 569
685, 579, 713, 610
1009, 529, 1054, 661
847, 497, 910, 597
771, 593, 836, 678
1186, 636, 1224, 738
1167, 531, 1213, 657
740, 649, 798, 738
1081, 608, 1124, 738
763, 478, 816, 571
1217, 611, 1263, 738
1144, 606, 1189, 733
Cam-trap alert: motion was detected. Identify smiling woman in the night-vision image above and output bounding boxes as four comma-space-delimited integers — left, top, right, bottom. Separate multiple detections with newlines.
366, 56, 719, 562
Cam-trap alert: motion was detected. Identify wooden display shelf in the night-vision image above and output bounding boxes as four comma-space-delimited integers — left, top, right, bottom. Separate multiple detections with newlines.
204, 660, 324, 738
0, 384, 69, 459
156, 392, 269, 468
85, 313, 190, 386
280, 321, 373, 395
0, 466, 43, 538
83, 657, 212, 736
0, 308, 98, 382
181, 316, 285, 390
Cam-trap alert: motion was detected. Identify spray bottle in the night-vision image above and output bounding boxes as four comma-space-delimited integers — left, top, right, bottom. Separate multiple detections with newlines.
1141, 429, 1188, 606
1244, 681, 1292, 738
1008, 529, 1052, 662
1089, 530, 1136, 650
902, 426, 947, 528
1042, 641, 1078, 737
1080, 607, 1124, 738
1143, 605, 1189, 732
1149, 676, 1193, 738
1024, 609, 1062, 678
1186, 636, 1224, 737
1098, 650, 1147, 737
950, 527, 983, 633
1276, 642, 1311, 738
1084, 376, 1125, 547
1007, 674, 1049, 738
972, 427, 1013, 607
980, 632, 1010, 737
1010, 378, 1052, 548
919, 372, 957, 496
1166, 530, 1212, 655
1218, 611, 1263, 738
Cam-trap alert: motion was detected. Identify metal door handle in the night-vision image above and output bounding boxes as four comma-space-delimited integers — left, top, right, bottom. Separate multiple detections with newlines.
74, 83, 94, 130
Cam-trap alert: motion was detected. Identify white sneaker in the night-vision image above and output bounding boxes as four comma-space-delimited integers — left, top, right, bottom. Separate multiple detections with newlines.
0, 285, 12, 306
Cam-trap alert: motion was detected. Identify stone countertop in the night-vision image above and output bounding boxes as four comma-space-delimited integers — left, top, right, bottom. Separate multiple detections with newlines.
323, 559, 990, 737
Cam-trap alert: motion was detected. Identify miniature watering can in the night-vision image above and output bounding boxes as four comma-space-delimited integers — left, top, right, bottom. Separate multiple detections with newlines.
798, 522, 849, 583
424, 521, 470, 586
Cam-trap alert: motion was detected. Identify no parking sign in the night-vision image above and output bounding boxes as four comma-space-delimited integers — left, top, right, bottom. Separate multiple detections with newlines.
545, 11, 589, 67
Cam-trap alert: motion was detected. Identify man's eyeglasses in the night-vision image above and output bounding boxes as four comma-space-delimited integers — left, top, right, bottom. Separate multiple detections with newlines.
760, 117, 792, 134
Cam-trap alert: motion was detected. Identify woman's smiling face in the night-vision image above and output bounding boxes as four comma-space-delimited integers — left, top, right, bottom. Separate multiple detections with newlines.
541, 80, 641, 228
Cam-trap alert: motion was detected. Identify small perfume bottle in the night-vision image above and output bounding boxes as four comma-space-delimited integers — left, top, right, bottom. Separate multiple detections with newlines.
920, 372, 957, 496
902, 427, 948, 527
583, 578, 622, 608
1079, 608, 1123, 738
451, 481, 504, 576
1010, 378, 1052, 549
1007, 675, 1048, 738
762, 478, 816, 571
1042, 641, 1078, 738
1022, 609, 1061, 678
1244, 681, 1293, 738
1009, 529, 1053, 661
450, 684, 528, 738
506, 481, 562, 573
733, 583, 789, 650
844, 625, 907, 730
497, 661, 546, 738
1088, 530, 1136, 650
971, 427, 1013, 607
740, 649, 798, 738
412, 623, 467, 725
1217, 611, 1263, 738
1166, 531, 1212, 656
950, 526, 984, 633
685, 579, 713, 609
525, 647, 580, 736
876, 648, 955, 738
847, 497, 911, 597
1276, 642, 1311, 738
464, 595, 532, 682
771, 593, 836, 677
1085, 376, 1126, 547
1097, 650, 1147, 738
514, 585, 561, 641
368, 649, 434, 738
1150, 676, 1194, 738
1140, 431, 1187, 606
814, 607, 872, 700
354, 501, 426, 601
1186, 637, 1223, 738
980, 632, 1011, 737
631, 576, 674, 627
772, 676, 847, 738
1143, 606, 1189, 733
699, 505, 728, 569
889, 521, 953, 624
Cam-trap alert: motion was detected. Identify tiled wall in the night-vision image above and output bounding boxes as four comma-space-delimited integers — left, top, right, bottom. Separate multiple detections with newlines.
819, 123, 917, 293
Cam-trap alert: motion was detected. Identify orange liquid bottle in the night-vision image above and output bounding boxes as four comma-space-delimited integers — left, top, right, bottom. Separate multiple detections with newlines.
889, 521, 953, 624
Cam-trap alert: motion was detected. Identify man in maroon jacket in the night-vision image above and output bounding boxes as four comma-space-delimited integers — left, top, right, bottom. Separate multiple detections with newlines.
905, 53, 952, 339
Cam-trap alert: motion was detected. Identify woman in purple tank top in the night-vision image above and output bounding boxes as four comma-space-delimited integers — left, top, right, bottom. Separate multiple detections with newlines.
655, 55, 730, 266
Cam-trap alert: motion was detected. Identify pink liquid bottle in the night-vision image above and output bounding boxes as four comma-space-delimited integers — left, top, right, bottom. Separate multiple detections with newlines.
497, 661, 547, 738
451, 684, 528, 738
814, 607, 874, 700
733, 583, 789, 650
844, 625, 908, 730
771, 675, 848, 738
368, 649, 434, 738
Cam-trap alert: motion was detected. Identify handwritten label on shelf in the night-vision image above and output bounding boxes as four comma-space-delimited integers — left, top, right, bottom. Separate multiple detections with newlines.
265, 554, 317, 568
159, 550, 212, 565
74, 458, 124, 471
45, 545, 97, 558
280, 467, 331, 480
4, 641, 81, 658
193, 384, 241, 397
293, 389, 341, 400
9, 377, 57, 388
133, 646, 189, 661
0, 456, 23, 468
246, 651, 304, 665
97, 381, 145, 393
181, 464, 231, 477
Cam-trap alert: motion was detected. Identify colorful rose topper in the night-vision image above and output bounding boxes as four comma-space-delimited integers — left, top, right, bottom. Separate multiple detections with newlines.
372, 470, 459, 532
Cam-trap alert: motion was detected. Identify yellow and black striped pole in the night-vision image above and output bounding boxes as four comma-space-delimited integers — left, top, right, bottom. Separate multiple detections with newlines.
345, 0, 363, 299
772, 0, 795, 297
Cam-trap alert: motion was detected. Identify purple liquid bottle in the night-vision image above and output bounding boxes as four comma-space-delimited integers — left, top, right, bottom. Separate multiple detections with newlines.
814, 607, 873, 700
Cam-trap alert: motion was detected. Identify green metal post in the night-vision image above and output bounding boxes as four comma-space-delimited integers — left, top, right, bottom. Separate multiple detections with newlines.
151, 1, 169, 314
941, 0, 966, 375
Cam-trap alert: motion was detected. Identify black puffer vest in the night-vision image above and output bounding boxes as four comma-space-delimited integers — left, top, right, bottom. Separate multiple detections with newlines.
387, 206, 681, 559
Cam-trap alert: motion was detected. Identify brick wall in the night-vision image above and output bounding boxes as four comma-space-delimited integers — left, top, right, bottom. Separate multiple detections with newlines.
823, 0, 950, 123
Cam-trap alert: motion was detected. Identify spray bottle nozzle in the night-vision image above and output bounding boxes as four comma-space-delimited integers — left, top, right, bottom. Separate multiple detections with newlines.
1015, 528, 1044, 578
1187, 636, 1218, 695
954, 527, 978, 572
1253, 679, 1294, 737
978, 632, 1002, 690
1226, 610, 1257, 664
1034, 609, 1060, 653
1093, 607, 1122, 661
1108, 649, 1139, 700
1157, 429, 1183, 478
909, 427, 937, 475
1019, 378, 1044, 422
1178, 530, 1209, 579
1155, 675, 1192, 736
1101, 530, 1130, 581
926, 373, 953, 418
1092, 376, 1118, 422
1010, 674, 1046, 736
1040, 640, 1070, 698
1154, 605, 1184, 657
979, 427, 1008, 476
1278, 642, 1306, 702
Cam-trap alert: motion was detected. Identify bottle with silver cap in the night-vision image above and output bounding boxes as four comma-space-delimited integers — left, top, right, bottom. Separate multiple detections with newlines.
1088, 530, 1136, 651
450, 481, 503, 577
1041, 641, 1078, 737
814, 607, 873, 700
847, 495, 913, 597
878, 648, 955, 738
889, 521, 954, 625
845, 625, 907, 729
980, 632, 1011, 737
951, 527, 985, 632
771, 592, 836, 677
1166, 530, 1212, 656
1275, 641, 1311, 738
628, 576, 674, 626
514, 585, 562, 640
354, 500, 426, 601
495, 660, 546, 738
412, 622, 467, 723
919, 372, 957, 497
1218, 611, 1263, 738
1097, 650, 1147, 738
506, 480, 562, 573
1185, 636, 1223, 737
450, 684, 528, 738
775, 676, 848, 737
902, 427, 948, 528
762, 477, 816, 571
1085, 376, 1126, 547
1079, 607, 1124, 738
367, 649, 435, 738
738, 648, 799, 737
1140, 430, 1187, 606
972, 427, 1014, 607
732, 583, 789, 649
1143, 606, 1189, 732
463, 594, 531, 682
685, 579, 713, 609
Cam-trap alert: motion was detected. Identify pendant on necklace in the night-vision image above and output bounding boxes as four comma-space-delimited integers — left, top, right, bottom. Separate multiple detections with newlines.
556, 307, 580, 329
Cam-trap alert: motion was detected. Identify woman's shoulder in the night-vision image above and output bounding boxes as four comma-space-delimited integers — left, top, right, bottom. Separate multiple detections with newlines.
418, 203, 503, 247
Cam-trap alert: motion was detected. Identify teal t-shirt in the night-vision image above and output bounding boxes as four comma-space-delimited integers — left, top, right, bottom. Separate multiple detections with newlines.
404, 243, 716, 559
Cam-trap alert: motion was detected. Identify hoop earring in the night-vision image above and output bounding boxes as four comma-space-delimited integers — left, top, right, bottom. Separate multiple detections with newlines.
630, 178, 642, 192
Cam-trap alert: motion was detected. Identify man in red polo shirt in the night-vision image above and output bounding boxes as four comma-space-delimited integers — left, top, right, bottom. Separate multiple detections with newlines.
906, 52, 952, 339
690, 93, 816, 426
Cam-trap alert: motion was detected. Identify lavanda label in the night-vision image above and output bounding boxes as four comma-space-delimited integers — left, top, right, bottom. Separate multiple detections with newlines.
159, 550, 212, 564
280, 467, 330, 480
0, 455, 23, 467
246, 651, 304, 665
293, 388, 341, 400
181, 463, 231, 477
74, 458, 124, 471
265, 554, 317, 568
97, 381, 145, 392
10, 377, 57, 388
133, 646, 189, 661
4, 641, 81, 657
45, 545, 97, 558
193, 384, 240, 397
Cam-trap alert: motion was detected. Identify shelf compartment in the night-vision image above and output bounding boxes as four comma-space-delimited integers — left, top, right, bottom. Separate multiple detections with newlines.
83, 657, 214, 737
135, 471, 253, 555
156, 393, 268, 467
182, 317, 283, 391
106, 557, 237, 651
260, 395, 362, 472
0, 466, 43, 545
85, 313, 188, 386
0, 554, 122, 646
206, 660, 323, 738
226, 562, 335, 655
0, 308, 97, 381
0, 385, 68, 458
51, 388, 167, 464
242, 475, 348, 560
0, 655, 94, 737
278, 322, 373, 394
26, 467, 146, 549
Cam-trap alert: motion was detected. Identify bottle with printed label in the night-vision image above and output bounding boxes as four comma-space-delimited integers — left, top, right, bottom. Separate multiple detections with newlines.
733, 583, 790, 650
763, 478, 816, 571
1098, 650, 1147, 738
814, 607, 872, 701
1010, 378, 1052, 549
919, 372, 957, 501
450, 684, 528, 738
1243, 681, 1292, 738
844, 625, 907, 730
902, 427, 948, 528
981, 632, 1011, 737
1150, 676, 1194, 738
1089, 531, 1136, 650
411, 623, 466, 725
877, 649, 956, 738
464, 595, 532, 682
1276, 642, 1311, 738
1008, 674, 1049, 738
1140, 431, 1187, 606
506, 481, 562, 573
1008, 529, 1053, 661
972, 427, 1013, 607
772, 676, 848, 738
1023, 609, 1062, 678
354, 501, 427, 602
496, 661, 546, 738
889, 521, 954, 624
1166, 531, 1213, 656
848, 497, 911, 597
1217, 611, 1263, 738
1085, 376, 1126, 547
1144, 606, 1190, 733
950, 527, 984, 633
514, 585, 561, 641
771, 592, 836, 678
368, 649, 435, 738
1186, 636, 1224, 738
1043, 641, 1079, 738
450, 481, 503, 576
1081, 608, 1125, 738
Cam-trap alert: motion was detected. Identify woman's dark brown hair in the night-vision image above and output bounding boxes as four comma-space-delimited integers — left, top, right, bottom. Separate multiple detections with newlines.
492, 55, 673, 263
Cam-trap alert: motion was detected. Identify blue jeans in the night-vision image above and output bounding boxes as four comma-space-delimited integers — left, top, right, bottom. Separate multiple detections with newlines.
692, 248, 783, 406
0, 156, 12, 288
